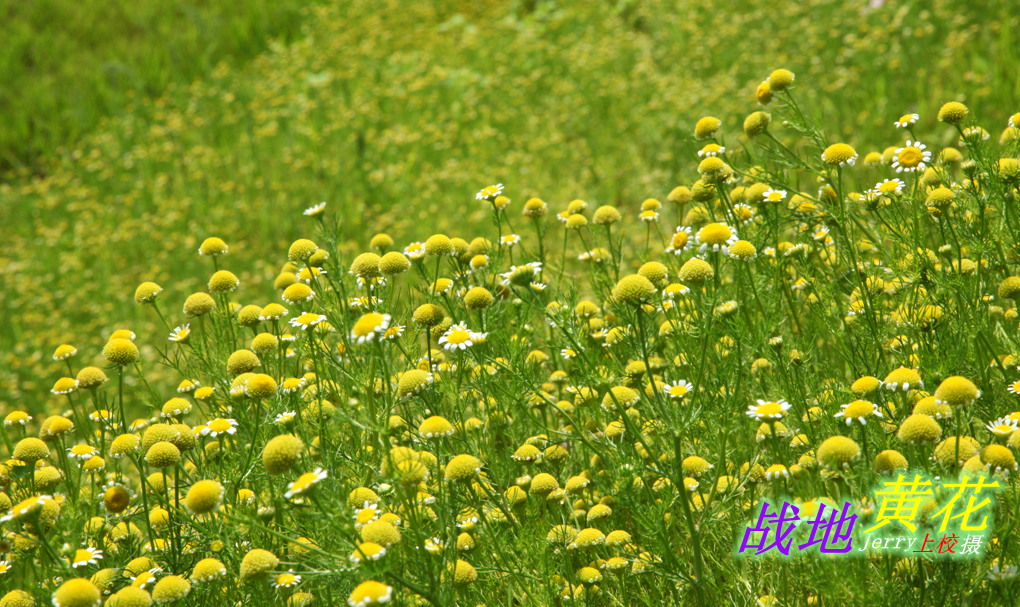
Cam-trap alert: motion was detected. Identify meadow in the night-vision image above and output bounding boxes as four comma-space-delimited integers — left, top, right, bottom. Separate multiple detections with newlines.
1, 0, 1020, 605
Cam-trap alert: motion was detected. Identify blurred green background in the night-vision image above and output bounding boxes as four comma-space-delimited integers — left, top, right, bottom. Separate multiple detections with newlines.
0, 0, 307, 172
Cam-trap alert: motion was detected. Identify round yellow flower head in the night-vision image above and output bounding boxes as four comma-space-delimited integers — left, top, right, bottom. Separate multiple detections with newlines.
41, 414, 75, 439
565, 213, 588, 229
997, 276, 1020, 301
612, 274, 655, 304
767, 68, 795, 92
602, 386, 639, 411
981, 444, 1017, 473
263, 434, 304, 475
134, 281, 164, 304
348, 486, 380, 509
288, 239, 318, 262
52, 578, 101, 607
360, 520, 401, 546
999, 157, 1020, 179
103, 338, 140, 367
523, 197, 548, 218
933, 436, 981, 466
816, 435, 861, 470
152, 575, 191, 603
183, 292, 216, 317
379, 252, 410, 275
397, 369, 434, 400
638, 261, 668, 285
227, 349, 260, 375
191, 558, 227, 582
239, 549, 279, 582
925, 186, 954, 209
529, 472, 559, 495
251, 333, 279, 354
198, 237, 228, 257
145, 441, 181, 468
444, 454, 483, 483
347, 580, 392, 607
184, 480, 224, 514
464, 287, 494, 310
448, 560, 477, 586
697, 156, 726, 178
694, 116, 721, 140
821, 143, 858, 166
937, 101, 969, 124
934, 376, 979, 406
102, 484, 131, 514
419, 415, 454, 438
108, 586, 153, 607
896, 414, 942, 444
743, 111, 771, 138
569, 528, 606, 550
282, 283, 314, 305
350, 253, 381, 278
883, 367, 922, 391
424, 234, 453, 256
1, 590, 35, 607
412, 303, 444, 327
873, 449, 909, 474
592, 205, 622, 225
53, 344, 78, 360
13, 437, 49, 462
76, 366, 109, 390
275, 271, 297, 290
370, 233, 394, 251
852, 375, 885, 399
512, 444, 542, 463
236, 305, 263, 327
728, 240, 757, 260
105, 328, 134, 342
245, 374, 278, 399
678, 258, 714, 283
668, 186, 692, 206
682, 456, 713, 478
208, 270, 239, 294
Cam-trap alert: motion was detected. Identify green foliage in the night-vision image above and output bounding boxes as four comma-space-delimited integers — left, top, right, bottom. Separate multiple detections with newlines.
0, 0, 308, 170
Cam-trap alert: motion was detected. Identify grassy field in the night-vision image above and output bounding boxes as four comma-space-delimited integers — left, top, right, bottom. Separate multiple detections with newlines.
1, 0, 1020, 605
0, 0, 309, 172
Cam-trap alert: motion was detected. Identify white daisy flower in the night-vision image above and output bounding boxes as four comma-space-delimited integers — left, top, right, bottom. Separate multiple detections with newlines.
303, 201, 327, 216
663, 380, 694, 400
894, 113, 919, 129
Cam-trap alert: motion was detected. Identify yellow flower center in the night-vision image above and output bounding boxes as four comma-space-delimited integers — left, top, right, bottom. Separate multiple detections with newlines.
276, 573, 298, 586
353, 313, 385, 336
898, 147, 923, 167
445, 329, 472, 344
756, 402, 782, 416
208, 419, 234, 433
291, 473, 317, 492
843, 401, 874, 418
73, 549, 96, 563
698, 223, 733, 245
